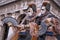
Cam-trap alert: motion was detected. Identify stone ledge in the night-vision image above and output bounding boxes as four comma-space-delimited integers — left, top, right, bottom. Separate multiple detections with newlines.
53, 0, 60, 7
0, 0, 17, 6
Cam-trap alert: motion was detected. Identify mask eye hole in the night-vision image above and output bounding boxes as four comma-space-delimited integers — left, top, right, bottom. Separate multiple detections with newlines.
41, 9, 45, 11
28, 11, 30, 12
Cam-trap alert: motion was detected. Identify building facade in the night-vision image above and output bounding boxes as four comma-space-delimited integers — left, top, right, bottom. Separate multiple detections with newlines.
0, 0, 60, 40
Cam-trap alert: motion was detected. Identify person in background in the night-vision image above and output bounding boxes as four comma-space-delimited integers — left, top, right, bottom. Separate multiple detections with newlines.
35, 1, 58, 40
23, 3, 37, 24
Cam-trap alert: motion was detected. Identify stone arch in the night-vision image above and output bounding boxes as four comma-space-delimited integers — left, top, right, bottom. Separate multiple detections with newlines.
6, 13, 12, 17
0, 14, 5, 20
17, 14, 26, 24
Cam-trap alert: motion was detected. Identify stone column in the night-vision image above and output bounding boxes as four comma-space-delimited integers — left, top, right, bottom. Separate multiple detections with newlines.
0, 14, 5, 40
0, 25, 5, 40
0, 19, 5, 40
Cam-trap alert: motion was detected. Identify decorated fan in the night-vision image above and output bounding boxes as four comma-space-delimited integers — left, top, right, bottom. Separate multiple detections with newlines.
2, 17, 18, 26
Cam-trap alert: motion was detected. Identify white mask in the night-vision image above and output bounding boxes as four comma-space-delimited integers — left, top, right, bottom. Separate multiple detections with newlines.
41, 6, 46, 15
27, 8, 33, 16
37, 6, 46, 16
28, 12, 33, 16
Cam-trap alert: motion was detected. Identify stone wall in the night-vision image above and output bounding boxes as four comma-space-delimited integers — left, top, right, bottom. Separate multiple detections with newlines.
0, 0, 59, 19
50, 0, 60, 19
0, 0, 44, 18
